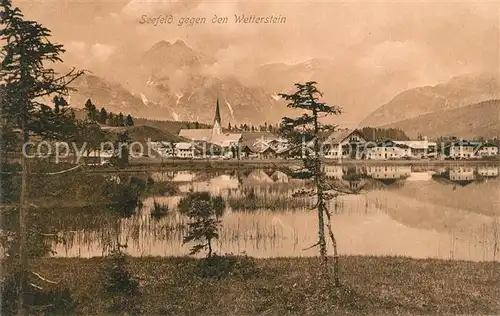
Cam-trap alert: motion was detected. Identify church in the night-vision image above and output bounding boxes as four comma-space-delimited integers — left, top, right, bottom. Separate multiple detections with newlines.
178, 97, 242, 150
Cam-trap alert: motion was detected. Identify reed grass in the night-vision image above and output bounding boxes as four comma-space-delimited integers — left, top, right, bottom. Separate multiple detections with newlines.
226, 190, 311, 212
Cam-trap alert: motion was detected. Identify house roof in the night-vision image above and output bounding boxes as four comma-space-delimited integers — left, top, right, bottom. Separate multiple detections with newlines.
478, 142, 499, 149
178, 129, 212, 141
175, 142, 193, 150
241, 132, 289, 153
450, 140, 481, 147
324, 129, 364, 144
240, 132, 277, 147
371, 140, 410, 148
211, 133, 242, 147
393, 141, 437, 149
179, 129, 241, 147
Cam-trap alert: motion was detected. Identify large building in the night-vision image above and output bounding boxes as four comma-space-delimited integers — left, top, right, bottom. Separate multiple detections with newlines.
322, 129, 367, 159
365, 140, 411, 160
178, 97, 242, 152
393, 140, 437, 158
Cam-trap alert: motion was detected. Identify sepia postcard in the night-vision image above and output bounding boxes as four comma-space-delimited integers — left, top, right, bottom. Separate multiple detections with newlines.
0, 0, 499, 315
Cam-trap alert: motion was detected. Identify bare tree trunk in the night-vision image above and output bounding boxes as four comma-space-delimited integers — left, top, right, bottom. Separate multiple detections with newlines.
18, 122, 29, 316
316, 178, 327, 259
312, 109, 327, 259
207, 239, 212, 258
324, 205, 340, 287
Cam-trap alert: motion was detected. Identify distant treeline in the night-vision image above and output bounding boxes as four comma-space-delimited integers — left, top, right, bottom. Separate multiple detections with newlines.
132, 119, 281, 135
227, 122, 280, 133
84, 99, 134, 127
133, 118, 212, 135
360, 127, 410, 141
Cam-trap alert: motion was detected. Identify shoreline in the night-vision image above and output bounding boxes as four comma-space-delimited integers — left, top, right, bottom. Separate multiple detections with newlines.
79, 158, 500, 173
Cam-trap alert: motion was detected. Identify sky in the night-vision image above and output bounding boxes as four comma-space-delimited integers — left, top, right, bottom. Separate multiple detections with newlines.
14, 0, 500, 114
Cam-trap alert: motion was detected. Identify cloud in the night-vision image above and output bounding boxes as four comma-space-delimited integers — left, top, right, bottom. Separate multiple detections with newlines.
90, 43, 116, 62
16, 0, 498, 105
63, 41, 116, 66
66, 41, 86, 55
359, 41, 430, 73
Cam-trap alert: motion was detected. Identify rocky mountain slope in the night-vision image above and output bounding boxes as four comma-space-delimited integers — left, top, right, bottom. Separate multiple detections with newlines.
135, 40, 291, 124
383, 99, 500, 139
67, 73, 150, 115
361, 74, 499, 127
64, 40, 498, 134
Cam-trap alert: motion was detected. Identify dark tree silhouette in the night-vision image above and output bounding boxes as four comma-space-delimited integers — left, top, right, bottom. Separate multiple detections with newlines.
1, 1, 84, 314
178, 192, 225, 258
111, 131, 131, 168
117, 112, 125, 126
99, 107, 108, 124
125, 114, 134, 127
84, 99, 98, 121
279, 81, 343, 286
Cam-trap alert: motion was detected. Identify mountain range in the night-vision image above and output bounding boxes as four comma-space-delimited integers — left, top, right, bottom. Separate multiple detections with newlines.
65, 40, 499, 139
382, 99, 500, 139
360, 74, 499, 127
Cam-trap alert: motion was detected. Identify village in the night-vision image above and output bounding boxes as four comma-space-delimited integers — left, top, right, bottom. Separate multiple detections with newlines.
128, 97, 499, 163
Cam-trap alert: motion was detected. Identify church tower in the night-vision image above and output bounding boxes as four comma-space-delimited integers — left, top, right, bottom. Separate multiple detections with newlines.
212, 95, 222, 137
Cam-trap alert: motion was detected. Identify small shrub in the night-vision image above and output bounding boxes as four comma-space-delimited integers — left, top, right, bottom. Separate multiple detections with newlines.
108, 184, 141, 218
100, 248, 141, 315
150, 200, 169, 220
179, 192, 225, 258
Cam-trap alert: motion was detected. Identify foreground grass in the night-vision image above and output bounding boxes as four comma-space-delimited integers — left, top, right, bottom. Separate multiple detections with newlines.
7, 256, 500, 315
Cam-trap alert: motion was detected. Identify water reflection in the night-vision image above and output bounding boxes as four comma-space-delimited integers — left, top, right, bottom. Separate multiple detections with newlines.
44, 164, 500, 261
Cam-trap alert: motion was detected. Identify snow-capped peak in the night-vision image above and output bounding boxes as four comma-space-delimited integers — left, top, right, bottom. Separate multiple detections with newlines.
224, 97, 235, 119
140, 93, 149, 106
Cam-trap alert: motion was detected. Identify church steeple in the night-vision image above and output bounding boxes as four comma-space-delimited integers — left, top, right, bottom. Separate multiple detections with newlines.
212, 95, 222, 136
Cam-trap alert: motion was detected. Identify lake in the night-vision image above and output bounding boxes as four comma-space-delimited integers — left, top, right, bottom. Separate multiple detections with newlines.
10, 164, 500, 262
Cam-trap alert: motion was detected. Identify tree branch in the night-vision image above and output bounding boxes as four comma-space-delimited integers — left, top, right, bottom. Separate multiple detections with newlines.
31, 271, 58, 284
29, 282, 43, 290
302, 241, 320, 251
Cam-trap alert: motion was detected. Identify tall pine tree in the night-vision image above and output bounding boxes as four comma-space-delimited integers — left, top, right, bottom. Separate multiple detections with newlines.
99, 107, 108, 124
279, 81, 342, 286
1, 1, 84, 314
117, 112, 125, 126
84, 98, 97, 121
125, 114, 134, 127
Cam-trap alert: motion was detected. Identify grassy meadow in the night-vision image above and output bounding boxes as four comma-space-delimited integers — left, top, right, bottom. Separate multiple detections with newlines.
2, 256, 499, 315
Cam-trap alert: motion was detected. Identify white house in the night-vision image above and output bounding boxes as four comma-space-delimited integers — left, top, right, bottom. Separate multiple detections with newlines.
322, 129, 367, 159
365, 140, 411, 160
149, 141, 175, 157
393, 140, 437, 158
475, 143, 499, 157
175, 142, 195, 158
445, 141, 480, 159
